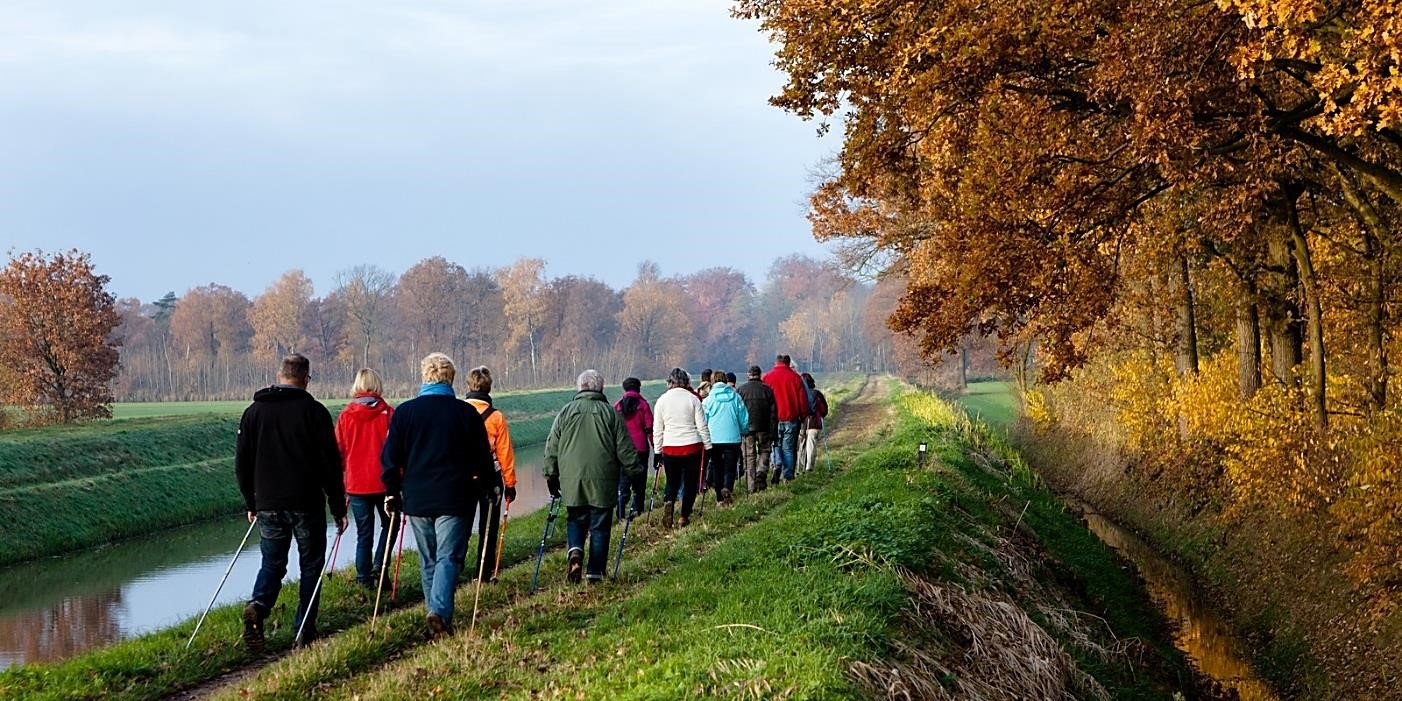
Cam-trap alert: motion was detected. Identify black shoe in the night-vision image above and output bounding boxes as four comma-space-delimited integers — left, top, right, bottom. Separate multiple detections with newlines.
242, 603, 266, 652
567, 549, 584, 584
426, 613, 452, 639
587, 575, 604, 586
294, 626, 319, 647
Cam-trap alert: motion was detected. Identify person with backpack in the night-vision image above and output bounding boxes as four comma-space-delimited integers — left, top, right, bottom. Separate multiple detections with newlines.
463, 366, 516, 584
736, 365, 778, 493
543, 370, 639, 584
702, 371, 749, 505
381, 353, 497, 638
763, 354, 810, 483
335, 368, 395, 589
614, 377, 653, 518
652, 368, 712, 527
798, 372, 830, 473
237, 354, 347, 650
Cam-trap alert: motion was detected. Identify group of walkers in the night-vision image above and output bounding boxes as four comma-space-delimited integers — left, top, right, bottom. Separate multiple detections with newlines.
231, 351, 827, 648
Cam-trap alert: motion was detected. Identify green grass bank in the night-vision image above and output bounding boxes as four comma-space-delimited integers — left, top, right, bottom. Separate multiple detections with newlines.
20, 378, 1217, 701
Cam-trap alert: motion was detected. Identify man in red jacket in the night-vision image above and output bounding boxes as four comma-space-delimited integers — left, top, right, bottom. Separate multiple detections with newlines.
762, 354, 809, 483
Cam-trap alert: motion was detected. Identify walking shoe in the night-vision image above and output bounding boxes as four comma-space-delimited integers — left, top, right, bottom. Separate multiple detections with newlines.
587, 574, 604, 585
720, 488, 732, 504
242, 603, 266, 652
771, 469, 782, 485
755, 473, 768, 492
426, 612, 453, 639
662, 502, 675, 529
567, 549, 584, 584
678, 515, 690, 527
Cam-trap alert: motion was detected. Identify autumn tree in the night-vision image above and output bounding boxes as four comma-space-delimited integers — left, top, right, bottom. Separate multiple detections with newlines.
333, 264, 395, 369
617, 262, 693, 376
169, 284, 252, 396
0, 250, 121, 423
498, 258, 548, 384
249, 270, 313, 361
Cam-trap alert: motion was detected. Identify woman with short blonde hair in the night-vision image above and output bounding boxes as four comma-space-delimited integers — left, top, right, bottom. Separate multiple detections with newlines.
336, 367, 395, 588
421, 353, 456, 386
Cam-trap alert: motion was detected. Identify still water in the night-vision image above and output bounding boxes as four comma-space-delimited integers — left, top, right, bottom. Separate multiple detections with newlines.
0, 446, 553, 669
1077, 505, 1279, 701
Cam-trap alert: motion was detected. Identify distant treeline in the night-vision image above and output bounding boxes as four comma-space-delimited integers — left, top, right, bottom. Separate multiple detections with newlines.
114, 255, 967, 401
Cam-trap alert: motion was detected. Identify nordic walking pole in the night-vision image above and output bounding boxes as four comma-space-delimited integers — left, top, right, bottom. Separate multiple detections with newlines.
185, 517, 257, 650
391, 512, 407, 601
696, 448, 708, 519
468, 508, 493, 637
325, 497, 349, 577
295, 528, 342, 646
371, 510, 399, 632
493, 497, 510, 580
529, 496, 561, 594
612, 511, 634, 578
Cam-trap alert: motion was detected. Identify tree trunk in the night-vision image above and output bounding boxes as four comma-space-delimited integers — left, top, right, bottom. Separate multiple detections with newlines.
1236, 287, 1262, 399
1287, 199, 1328, 428
1336, 166, 1391, 411
1263, 197, 1304, 386
1173, 254, 1200, 376
957, 345, 968, 389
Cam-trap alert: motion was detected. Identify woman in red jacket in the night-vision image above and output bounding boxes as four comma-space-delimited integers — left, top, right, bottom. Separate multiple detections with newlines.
336, 368, 396, 588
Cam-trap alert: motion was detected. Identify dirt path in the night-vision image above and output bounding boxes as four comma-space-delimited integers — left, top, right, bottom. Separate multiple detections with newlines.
827, 374, 893, 447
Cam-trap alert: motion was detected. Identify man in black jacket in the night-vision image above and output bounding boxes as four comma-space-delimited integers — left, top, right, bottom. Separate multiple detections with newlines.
381, 352, 497, 638
236, 354, 347, 650
736, 365, 779, 493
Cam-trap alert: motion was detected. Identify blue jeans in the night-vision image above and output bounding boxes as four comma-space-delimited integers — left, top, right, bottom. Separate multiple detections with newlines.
565, 506, 613, 581
250, 510, 326, 639
777, 420, 801, 481
349, 494, 392, 586
409, 513, 472, 623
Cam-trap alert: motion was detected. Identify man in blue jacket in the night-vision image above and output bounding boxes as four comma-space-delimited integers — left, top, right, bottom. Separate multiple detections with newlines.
381, 353, 497, 638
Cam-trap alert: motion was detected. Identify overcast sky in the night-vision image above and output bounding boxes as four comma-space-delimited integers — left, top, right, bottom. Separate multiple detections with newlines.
0, 1, 833, 302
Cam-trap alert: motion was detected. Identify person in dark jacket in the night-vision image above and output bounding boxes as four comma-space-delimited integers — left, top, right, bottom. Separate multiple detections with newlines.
544, 370, 640, 583
380, 353, 497, 637
236, 354, 347, 650
736, 365, 778, 492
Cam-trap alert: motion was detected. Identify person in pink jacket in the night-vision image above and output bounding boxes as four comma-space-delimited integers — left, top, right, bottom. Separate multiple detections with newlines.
613, 377, 653, 519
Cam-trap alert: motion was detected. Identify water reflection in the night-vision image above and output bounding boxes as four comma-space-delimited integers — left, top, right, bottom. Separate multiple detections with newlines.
1078, 507, 1279, 701
0, 446, 550, 669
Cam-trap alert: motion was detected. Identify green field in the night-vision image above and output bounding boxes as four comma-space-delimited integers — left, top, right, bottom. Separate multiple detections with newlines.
957, 380, 1020, 429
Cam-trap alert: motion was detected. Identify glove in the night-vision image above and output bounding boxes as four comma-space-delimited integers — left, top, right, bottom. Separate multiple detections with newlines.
504, 486, 517, 503
384, 495, 401, 514
546, 475, 562, 498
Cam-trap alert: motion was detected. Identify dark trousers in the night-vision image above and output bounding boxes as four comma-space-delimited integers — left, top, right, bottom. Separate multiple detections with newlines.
618, 448, 649, 518
474, 494, 503, 582
348, 494, 391, 586
250, 510, 326, 638
565, 505, 614, 581
707, 443, 740, 497
662, 451, 704, 517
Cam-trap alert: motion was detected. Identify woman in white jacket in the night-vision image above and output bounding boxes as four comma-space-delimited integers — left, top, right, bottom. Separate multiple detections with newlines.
652, 368, 711, 528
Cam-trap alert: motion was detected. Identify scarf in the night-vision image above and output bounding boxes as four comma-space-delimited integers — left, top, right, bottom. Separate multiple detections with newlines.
418, 382, 455, 397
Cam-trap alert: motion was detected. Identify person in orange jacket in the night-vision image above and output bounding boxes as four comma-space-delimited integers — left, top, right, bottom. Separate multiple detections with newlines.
335, 368, 395, 588
463, 366, 516, 583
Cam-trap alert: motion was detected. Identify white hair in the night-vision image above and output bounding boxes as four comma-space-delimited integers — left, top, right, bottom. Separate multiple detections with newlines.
577, 369, 604, 392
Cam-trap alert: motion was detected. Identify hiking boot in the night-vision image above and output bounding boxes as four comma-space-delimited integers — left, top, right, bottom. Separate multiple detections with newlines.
587, 574, 604, 586
242, 603, 266, 652
754, 473, 768, 492
426, 613, 452, 639
720, 488, 732, 504
662, 502, 675, 529
567, 549, 584, 584
771, 469, 782, 485
678, 515, 690, 528
294, 625, 319, 647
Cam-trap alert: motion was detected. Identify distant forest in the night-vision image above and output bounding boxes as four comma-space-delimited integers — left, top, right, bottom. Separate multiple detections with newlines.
114, 254, 998, 401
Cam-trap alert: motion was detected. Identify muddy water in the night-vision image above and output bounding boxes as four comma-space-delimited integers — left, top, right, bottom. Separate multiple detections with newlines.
1077, 506, 1279, 701
0, 445, 553, 669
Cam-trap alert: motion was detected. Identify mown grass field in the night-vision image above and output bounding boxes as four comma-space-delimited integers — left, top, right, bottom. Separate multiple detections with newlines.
955, 380, 1020, 429
0, 382, 662, 566
0, 377, 1209, 699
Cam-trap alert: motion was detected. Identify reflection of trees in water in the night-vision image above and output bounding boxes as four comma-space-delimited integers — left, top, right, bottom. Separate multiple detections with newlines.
0, 588, 123, 665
